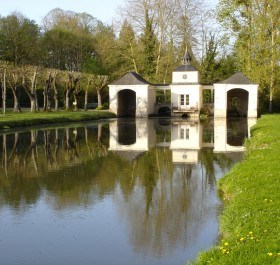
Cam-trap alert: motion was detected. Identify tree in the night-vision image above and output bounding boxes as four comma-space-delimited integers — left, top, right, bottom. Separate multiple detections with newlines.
7, 66, 22, 112
41, 9, 98, 72
139, 9, 157, 81
0, 62, 8, 114
20, 66, 40, 112
93, 75, 109, 108
63, 72, 81, 110
0, 13, 40, 66
118, 20, 139, 73
217, 0, 280, 112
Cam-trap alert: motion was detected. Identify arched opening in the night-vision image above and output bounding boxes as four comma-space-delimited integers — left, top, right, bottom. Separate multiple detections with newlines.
158, 106, 171, 117
181, 113, 190, 119
118, 120, 136, 145
227, 89, 249, 117
118, 89, 136, 117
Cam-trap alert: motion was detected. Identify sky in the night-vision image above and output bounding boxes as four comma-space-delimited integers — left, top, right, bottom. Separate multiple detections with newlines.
0, 0, 126, 24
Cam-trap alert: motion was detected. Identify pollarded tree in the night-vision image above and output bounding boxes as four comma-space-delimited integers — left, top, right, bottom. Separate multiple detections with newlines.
93, 75, 109, 108
7, 66, 22, 112
20, 66, 40, 112
0, 62, 8, 114
63, 72, 81, 110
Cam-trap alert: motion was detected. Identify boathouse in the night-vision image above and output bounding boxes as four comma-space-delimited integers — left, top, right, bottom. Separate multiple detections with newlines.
108, 50, 258, 118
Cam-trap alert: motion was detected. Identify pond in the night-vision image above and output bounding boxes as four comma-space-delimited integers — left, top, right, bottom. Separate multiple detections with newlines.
0, 118, 256, 265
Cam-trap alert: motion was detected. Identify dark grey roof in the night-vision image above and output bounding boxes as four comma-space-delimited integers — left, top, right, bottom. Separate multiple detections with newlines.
111, 72, 150, 85
217, 72, 257, 85
173, 64, 198, 72
182, 49, 192, 64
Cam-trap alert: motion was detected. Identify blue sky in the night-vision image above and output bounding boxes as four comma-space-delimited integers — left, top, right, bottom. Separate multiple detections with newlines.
0, 0, 126, 24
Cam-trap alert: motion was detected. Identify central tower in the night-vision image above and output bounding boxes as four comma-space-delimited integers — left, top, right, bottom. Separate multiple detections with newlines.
170, 48, 202, 118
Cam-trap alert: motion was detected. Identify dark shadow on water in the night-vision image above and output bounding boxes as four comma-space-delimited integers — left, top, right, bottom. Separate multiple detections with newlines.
227, 118, 248, 146
118, 119, 136, 145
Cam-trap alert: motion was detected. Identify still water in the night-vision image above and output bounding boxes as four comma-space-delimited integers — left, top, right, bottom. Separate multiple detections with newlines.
0, 118, 255, 265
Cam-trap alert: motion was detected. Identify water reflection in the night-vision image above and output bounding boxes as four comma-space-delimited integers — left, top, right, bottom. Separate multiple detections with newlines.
0, 118, 256, 265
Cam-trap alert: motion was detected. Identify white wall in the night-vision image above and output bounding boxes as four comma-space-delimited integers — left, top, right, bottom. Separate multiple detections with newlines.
109, 84, 154, 117
170, 85, 202, 109
213, 84, 258, 118
172, 71, 199, 83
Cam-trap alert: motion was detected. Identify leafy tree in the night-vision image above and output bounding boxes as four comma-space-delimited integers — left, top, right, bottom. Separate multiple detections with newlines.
217, 0, 280, 112
139, 10, 157, 81
118, 20, 139, 74
0, 14, 41, 66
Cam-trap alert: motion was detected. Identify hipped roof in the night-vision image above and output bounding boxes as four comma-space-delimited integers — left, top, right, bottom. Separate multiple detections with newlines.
111, 72, 150, 85
217, 72, 257, 85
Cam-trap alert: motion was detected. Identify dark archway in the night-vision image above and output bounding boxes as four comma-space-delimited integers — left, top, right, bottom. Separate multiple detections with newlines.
118, 89, 136, 117
158, 106, 171, 117
227, 89, 249, 117
181, 113, 190, 119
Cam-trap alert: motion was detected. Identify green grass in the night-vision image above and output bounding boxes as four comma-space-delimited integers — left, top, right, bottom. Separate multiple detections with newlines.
0, 110, 116, 129
191, 114, 280, 265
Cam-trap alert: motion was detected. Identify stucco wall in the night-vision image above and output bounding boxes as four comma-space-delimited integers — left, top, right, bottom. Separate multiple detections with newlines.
214, 84, 258, 118
109, 84, 154, 117
170, 85, 202, 109
172, 71, 199, 83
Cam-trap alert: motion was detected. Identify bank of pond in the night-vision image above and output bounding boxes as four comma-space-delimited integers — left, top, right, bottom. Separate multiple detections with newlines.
0, 110, 116, 129
192, 114, 280, 265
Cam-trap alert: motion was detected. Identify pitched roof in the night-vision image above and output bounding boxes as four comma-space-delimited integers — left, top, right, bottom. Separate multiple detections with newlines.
173, 64, 198, 72
217, 72, 257, 85
111, 72, 150, 85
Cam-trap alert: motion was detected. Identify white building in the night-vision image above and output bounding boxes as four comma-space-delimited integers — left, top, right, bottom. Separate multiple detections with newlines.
214, 72, 258, 118
109, 50, 258, 118
170, 50, 202, 118
108, 72, 155, 118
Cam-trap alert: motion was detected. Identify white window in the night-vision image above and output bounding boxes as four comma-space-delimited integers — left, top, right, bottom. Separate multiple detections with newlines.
179, 94, 190, 107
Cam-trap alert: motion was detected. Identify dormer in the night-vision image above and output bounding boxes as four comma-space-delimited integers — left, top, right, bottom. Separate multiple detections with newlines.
172, 48, 199, 84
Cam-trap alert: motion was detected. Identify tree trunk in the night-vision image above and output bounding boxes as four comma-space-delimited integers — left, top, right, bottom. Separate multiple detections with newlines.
73, 94, 78, 111
84, 89, 88, 111
30, 99, 36, 112
97, 90, 102, 108
2, 67, 7, 115
65, 90, 70, 110
11, 89, 22, 112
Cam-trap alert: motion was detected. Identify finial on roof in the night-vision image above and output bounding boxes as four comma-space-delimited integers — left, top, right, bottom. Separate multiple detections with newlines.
182, 45, 192, 65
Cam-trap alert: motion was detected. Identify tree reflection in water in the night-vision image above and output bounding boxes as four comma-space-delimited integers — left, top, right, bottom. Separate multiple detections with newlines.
0, 118, 251, 264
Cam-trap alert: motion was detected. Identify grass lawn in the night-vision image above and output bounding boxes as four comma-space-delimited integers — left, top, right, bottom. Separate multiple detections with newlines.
191, 114, 280, 265
0, 110, 116, 129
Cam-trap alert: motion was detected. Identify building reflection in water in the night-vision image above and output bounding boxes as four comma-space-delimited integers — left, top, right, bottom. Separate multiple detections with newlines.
0, 117, 257, 265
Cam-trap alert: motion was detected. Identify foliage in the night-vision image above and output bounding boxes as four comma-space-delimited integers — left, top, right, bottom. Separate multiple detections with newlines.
217, 0, 280, 112
0, 14, 41, 66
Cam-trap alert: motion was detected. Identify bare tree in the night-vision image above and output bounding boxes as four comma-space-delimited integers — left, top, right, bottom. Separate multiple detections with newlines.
7, 67, 22, 112
93, 75, 108, 108
63, 72, 80, 110
21, 66, 39, 112
0, 62, 8, 114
